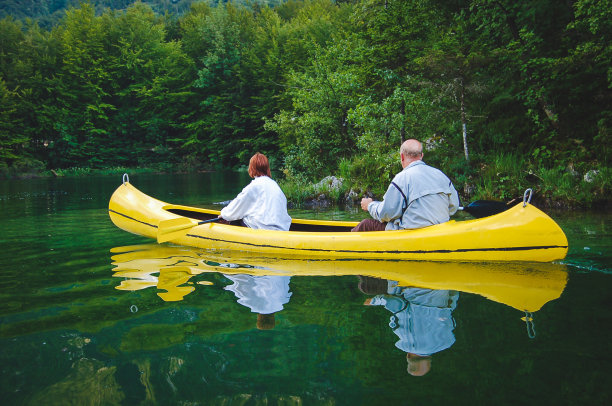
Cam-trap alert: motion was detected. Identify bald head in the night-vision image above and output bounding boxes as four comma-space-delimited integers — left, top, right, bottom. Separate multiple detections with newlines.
400, 139, 423, 168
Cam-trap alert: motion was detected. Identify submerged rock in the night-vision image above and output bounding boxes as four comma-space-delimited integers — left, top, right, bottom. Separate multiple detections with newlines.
304, 193, 332, 208
345, 189, 359, 206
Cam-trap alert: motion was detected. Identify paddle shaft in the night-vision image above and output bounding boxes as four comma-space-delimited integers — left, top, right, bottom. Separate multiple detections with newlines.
196, 217, 221, 226
458, 200, 510, 218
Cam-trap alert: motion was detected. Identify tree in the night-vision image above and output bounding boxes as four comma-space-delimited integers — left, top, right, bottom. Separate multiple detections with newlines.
0, 17, 27, 169
0, 79, 27, 169
266, 38, 363, 180
45, 3, 115, 167
412, 14, 492, 163
103, 2, 194, 167
564, 0, 611, 165
179, 3, 248, 168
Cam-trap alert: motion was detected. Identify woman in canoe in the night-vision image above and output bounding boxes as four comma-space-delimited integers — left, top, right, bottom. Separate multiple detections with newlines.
219, 152, 292, 231
219, 153, 293, 328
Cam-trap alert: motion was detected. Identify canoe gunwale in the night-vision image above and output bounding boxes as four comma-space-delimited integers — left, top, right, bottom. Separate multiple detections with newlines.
161, 204, 358, 232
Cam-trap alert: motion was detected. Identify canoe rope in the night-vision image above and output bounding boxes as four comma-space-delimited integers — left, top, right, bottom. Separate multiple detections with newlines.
123, 173, 129, 185
524, 311, 536, 339
523, 188, 533, 207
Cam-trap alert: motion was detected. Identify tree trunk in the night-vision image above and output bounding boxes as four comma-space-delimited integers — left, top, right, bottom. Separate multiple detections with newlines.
400, 99, 406, 144
460, 78, 470, 162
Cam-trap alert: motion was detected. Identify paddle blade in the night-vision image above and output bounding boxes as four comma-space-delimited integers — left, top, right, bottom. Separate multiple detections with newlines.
157, 217, 197, 243
462, 200, 510, 218
157, 217, 221, 243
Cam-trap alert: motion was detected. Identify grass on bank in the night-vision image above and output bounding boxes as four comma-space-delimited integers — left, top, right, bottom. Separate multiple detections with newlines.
1, 162, 175, 179
470, 154, 610, 208
280, 154, 611, 209
46, 166, 161, 177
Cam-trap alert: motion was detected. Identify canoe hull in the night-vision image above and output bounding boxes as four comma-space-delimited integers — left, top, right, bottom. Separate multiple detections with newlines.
109, 181, 568, 262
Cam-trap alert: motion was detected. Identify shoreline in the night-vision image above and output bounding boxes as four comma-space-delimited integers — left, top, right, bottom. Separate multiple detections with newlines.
292, 190, 611, 212
281, 175, 612, 212
2, 167, 610, 211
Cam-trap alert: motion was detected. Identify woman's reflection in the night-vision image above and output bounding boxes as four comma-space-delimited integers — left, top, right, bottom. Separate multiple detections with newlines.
359, 276, 458, 376
223, 273, 292, 330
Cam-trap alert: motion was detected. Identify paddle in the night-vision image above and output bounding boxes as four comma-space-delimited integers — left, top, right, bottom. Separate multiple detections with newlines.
157, 217, 220, 243
458, 200, 510, 218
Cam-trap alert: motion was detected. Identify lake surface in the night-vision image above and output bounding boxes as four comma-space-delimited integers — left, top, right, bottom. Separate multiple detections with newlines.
0, 172, 610, 406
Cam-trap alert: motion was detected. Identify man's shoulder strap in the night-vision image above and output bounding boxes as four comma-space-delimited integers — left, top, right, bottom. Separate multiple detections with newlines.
390, 181, 408, 216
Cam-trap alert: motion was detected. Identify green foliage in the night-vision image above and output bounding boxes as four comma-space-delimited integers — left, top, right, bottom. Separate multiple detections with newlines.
0, 1, 287, 27
335, 153, 397, 197
535, 166, 612, 207
0, 79, 26, 165
278, 177, 317, 204
471, 153, 529, 201
280, 173, 351, 205
266, 36, 364, 180
466, 154, 611, 207
185, 3, 248, 167
0, 0, 609, 206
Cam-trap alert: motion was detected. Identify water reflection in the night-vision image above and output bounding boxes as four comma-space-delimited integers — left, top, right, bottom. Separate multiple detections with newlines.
223, 275, 292, 330
110, 244, 568, 314
359, 277, 458, 376
110, 244, 570, 380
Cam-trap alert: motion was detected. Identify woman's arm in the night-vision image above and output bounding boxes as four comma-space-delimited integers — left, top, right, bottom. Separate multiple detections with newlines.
220, 183, 255, 221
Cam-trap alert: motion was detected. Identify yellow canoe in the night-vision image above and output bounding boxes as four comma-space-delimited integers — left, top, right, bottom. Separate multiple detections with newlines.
108, 177, 568, 262
110, 244, 568, 312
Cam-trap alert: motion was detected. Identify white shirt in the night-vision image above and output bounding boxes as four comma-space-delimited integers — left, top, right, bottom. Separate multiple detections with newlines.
224, 274, 292, 314
220, 176, 292, 231
368, 160, 459, 230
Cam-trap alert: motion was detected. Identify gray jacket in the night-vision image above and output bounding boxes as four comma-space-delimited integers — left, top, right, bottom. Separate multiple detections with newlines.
368, 160, 459, 230
369, 287, 458, 356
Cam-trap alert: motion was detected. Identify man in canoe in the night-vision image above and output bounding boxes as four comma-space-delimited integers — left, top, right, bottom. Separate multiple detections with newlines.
353, 139, 459, 232
219, 152, 292, 231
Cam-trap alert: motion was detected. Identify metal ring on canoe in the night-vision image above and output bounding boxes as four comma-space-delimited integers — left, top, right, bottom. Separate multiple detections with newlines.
523, 188, 533, 207
123, 173, 129, 185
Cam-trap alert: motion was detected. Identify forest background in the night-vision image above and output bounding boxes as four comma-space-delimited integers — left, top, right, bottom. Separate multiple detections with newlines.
1, 0, 610, 207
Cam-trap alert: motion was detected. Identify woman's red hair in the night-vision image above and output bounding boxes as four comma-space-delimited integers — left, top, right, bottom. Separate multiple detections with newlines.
248, 153, 271, 178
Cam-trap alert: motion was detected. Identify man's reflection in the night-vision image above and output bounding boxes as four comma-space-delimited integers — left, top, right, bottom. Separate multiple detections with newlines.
223, 274, 292, 330
359, 276, 458, 376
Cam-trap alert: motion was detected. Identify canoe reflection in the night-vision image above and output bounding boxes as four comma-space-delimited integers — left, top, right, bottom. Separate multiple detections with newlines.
110, 243, 568, 312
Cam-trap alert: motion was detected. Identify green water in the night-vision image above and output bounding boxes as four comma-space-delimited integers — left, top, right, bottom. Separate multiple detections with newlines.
0, 173, 610, 406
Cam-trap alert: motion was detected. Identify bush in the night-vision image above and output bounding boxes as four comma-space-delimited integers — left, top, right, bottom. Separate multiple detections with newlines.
0, 158, 46, 179
467, 153, 528, 201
